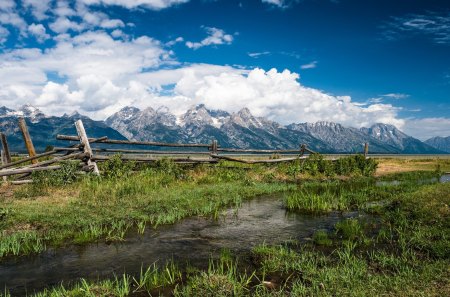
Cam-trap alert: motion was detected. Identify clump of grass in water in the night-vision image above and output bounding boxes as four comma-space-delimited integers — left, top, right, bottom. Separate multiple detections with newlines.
133, 261, 182, 292
284, 179, 375, 213
313, 230, 333, 246
174, 254, 254, 297
0, 230, 46, 257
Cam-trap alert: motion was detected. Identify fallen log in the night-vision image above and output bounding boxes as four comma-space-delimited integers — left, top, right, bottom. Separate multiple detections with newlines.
0, 149, 61, 170
0, 165, 61, 177
10, 180, 33, 185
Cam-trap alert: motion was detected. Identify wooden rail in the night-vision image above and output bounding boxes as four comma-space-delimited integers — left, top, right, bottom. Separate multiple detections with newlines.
56, 135, 211, 148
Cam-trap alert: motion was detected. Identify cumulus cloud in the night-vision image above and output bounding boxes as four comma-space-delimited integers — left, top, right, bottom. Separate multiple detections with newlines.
403, 117, 450, 140
22, 0, 52, 20
186, 27, 234, 49
0, 30, 174, 118
28, 23, 50, 42
80, 0, 190, 10
0, 25, 9, 44
0, 0, 28, 33
172, 68, 404, 128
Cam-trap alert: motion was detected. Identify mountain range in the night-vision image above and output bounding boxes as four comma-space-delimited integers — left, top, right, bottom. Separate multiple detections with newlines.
0, 104, 447, 154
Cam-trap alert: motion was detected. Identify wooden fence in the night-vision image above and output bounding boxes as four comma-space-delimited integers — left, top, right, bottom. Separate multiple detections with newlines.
0, 118, 367, 184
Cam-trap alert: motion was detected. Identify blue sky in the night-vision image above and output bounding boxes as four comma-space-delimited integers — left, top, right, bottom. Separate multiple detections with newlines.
0, 0, 449, 139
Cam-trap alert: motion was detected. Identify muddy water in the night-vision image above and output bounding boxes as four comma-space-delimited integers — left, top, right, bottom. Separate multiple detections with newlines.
0, 195, 359, 296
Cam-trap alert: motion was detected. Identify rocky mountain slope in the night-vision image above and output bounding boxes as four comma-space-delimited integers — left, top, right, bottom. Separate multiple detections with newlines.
105, 104, 444, 154
424, 136, 450, 153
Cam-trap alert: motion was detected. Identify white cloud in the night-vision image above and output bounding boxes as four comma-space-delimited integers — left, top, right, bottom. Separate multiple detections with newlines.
382, 93, 409, 99
173, 67, 404, 129
80, 0, 190, 10
0, 30, 174, 117
49, 17, 85, 33
0, 25, 9, 43
300, 61, 317, 69
186, 27, 234, 49
403, 117, 450, 140
248, 51, 270, 58
382, 11, 450, 44
166, 36, 184, 46
100, 18, 125, 28
0, 0, 28, 33
262, 0, 286, 8
22, 0, 52, 20
28, 23, 50, 42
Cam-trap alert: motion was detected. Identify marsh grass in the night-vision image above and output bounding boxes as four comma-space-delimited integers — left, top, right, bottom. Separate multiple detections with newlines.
1, 159, 292, 258
0, 230, 45, 257
133, 261, 182, 292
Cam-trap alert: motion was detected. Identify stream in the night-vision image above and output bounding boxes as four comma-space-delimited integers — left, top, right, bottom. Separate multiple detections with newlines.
0, 195, 359, 296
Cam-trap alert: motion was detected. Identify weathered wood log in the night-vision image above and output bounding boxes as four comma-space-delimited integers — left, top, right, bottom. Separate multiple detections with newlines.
26, 152, 86, 169
364, 142, 369, 158
0, 165, 61, 177
92, 154, 218, 163
56, 135, 211, 148
0, 149, 61, 170
10, 180, 33, 185
0, 133, 12, 164
211, 154, 308, 164
18, 118, 38, 164
217, 148, 301, 154
75, 120, 99, 175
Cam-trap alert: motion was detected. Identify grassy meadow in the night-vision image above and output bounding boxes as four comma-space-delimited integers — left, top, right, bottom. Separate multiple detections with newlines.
0, 155, 449, 296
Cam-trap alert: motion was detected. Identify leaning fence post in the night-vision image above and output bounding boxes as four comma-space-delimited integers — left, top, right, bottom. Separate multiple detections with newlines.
1, 150, 7, 182
75, 120, 99, 175
364, 142, 369, 158
18, 118, 38, 164
0, 133, 12, 164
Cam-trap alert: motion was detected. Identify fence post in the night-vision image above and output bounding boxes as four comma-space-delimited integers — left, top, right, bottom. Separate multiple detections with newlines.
18, 118, 38, 164
0, 133, 11, 164
364, 142, 369, 158
1, 150, 7, 182
75, 120, 99, 175
211, 140, 218, 155
299, 144, 306, 157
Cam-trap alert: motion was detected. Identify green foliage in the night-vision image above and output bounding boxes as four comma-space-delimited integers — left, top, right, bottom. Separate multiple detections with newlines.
0, 230, 46, 257
313, 230, 333, 246
281, 154, 378, 177
15, 162, 79, 198
334, 218, 365, 241
100, 154, 135, 179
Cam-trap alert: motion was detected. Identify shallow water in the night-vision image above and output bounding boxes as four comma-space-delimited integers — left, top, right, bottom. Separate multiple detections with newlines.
0, 195, 359, 296
376, 173, 450, 186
